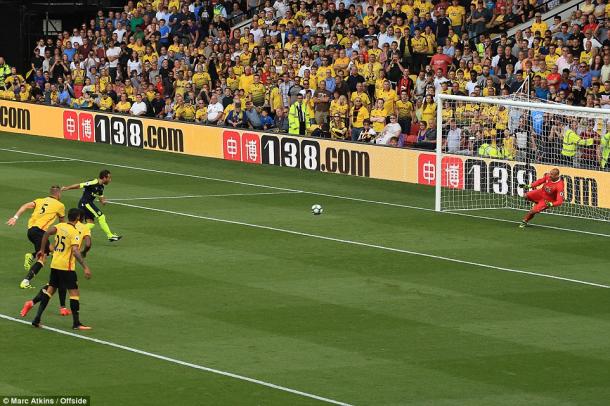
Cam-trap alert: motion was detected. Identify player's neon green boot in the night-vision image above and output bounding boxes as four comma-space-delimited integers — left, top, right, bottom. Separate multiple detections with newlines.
519, 221, 528, 229
24, 253, 34, 271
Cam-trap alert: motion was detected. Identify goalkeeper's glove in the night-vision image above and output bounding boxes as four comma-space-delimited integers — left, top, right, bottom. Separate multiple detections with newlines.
546, 201, 554, 208
522, 184, 532, 192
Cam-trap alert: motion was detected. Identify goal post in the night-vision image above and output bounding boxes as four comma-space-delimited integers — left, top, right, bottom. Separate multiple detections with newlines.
435, 91, 443, 213
434, 93, 610, 222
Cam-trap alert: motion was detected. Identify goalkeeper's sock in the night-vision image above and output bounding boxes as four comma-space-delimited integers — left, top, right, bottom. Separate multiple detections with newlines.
523, 212, 535, 223
97, 214, 114, 238
86, 222, 95, 231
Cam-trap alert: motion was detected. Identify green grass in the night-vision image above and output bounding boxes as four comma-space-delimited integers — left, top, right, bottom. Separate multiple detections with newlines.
1, 133, 610, 406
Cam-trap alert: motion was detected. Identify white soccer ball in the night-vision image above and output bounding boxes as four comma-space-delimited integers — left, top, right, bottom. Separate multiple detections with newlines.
311, 204, 323, 215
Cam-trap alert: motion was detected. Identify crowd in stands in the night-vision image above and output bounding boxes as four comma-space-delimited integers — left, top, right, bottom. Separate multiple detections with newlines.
0, 0, 609, 169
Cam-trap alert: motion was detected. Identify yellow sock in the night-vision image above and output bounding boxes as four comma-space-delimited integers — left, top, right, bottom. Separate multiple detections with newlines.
97, 214, 113, 238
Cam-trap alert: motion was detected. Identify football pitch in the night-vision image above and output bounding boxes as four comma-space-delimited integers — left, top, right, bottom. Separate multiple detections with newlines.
1, 132, 610, 406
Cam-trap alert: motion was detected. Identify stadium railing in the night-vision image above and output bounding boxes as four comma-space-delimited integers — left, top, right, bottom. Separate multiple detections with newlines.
471, 0, 583, 42
228, 0, 265, 28
505, 0, 591, 38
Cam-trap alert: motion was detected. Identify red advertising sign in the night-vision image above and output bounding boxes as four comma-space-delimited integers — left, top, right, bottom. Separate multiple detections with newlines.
418, 153, 436, 186
78, 113, 94, 143
440, 156, 464, 189
417, 153, 464, 189
223, 131, 241, 161
240, 133, 261, 164
63, 111, 79, 140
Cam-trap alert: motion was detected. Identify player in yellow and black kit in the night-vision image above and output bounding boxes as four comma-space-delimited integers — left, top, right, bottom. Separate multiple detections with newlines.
6, 185, 65, 289
27, 208, 92, 330
22, 210, 92, 318
61, 169, 121, 242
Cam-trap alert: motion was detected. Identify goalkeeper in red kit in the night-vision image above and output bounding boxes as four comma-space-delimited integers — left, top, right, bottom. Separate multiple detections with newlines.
520, 168, 565, 228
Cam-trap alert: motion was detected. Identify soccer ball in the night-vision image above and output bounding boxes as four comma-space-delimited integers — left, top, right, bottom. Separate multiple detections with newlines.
311, 204, 323, 215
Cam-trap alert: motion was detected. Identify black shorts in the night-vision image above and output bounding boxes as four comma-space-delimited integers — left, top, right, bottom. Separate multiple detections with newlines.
49, 268, 78, 290
27, 227, 50, 254
79, 200, 102, 221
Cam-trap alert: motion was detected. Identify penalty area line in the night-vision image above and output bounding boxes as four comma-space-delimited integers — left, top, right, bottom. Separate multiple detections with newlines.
109, 201, 610, 290
0, 314, 353, 406
1, 147, 608, 238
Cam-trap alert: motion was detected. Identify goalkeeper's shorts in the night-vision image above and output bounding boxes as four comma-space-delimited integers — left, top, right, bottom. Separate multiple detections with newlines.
526, 189, 551, 213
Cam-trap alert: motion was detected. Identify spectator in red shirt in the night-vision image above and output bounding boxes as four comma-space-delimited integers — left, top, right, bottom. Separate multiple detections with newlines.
429, 46, 452, 76
583, 14, 599, 34
546, 65, 561, 86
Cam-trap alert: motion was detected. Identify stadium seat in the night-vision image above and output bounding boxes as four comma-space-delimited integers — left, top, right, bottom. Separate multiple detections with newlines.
405, 135, 419, 146
409, 123, 420, 136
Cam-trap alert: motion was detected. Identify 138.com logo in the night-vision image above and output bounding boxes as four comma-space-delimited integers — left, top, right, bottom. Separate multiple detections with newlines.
223, 130, 370, 177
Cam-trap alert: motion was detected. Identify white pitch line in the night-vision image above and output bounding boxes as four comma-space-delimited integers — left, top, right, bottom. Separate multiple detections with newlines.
0, 148, 301, 193
447, 211, 610, 237
0, 147, 608, 238
0, 314, 353, 406
109, 191, 303, 202
109, 200, 610, 289
0, 159, 74, 164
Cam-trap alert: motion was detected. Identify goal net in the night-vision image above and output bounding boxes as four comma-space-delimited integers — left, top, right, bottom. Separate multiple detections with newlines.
434, 94, 610, 222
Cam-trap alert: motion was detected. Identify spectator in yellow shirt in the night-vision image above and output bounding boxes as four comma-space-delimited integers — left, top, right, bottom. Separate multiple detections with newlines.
350, 98, 370, 141
531, 13, 548, 37
96, 90, 114, 111
330, 94, 349, 121
370, 99, 388, 133
447, 0, 466, 34
411, 29, 429, 73
377, 80, 399, 116
351, 82, 371, 108
419, 95, 437, 125
115, 93, 131, 114
330, 114, 349, 140
239, 66, 255, 95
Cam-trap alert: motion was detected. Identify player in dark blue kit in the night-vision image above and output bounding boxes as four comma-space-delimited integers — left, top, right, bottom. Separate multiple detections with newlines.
61, 169, 122, 242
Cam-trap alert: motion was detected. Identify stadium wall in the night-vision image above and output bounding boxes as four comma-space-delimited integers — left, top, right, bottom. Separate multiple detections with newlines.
1, 99, 609, 210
